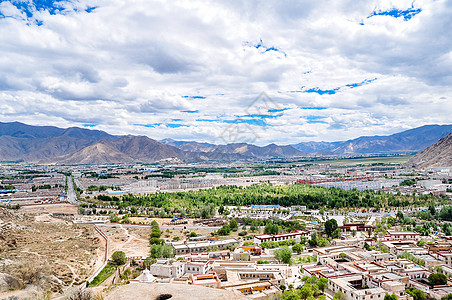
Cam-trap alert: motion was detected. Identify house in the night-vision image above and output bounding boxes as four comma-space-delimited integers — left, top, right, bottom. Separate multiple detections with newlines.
149, 261, 185, 278
232, 245, 263, 261
190, 272, 221, 288
253, 230, 310, 244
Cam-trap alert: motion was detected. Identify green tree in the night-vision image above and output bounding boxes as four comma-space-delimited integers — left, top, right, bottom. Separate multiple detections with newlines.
324, 219, 338, 237
217, 225, 231, 236
150, 244, 163, 258
264, 223, 280, 235
189, 232, 197, 237
333, 291, 346, 300
309, 232, 318, 247
162, 244, 174, 258
428, 273, 447, 286
282, 291, 300, 300
292, 243, 304, 254
384, 295, 397, 300
298, 284, 313, 300
406, 287, 426, 300
317, 277, 328, 292
441, 295, 452, 300
112, 251, 127, 265
274, 246, 292, 264
229, 218, 238, 231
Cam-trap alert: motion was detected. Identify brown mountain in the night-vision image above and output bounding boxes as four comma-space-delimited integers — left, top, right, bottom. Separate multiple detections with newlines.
406, 133, 452, 169
56, 141, 135, 164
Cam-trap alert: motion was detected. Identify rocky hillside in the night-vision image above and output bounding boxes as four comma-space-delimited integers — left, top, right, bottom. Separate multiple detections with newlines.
406, 133, 452, 169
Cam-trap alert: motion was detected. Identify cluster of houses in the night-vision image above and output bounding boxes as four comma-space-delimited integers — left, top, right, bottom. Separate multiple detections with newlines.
127, 226, 452, 300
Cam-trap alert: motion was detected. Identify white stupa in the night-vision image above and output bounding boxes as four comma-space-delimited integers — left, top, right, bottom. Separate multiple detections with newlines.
135, 269, 156, 283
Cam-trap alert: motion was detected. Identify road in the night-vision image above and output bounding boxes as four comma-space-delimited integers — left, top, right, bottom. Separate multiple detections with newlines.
66, 176, 79, 205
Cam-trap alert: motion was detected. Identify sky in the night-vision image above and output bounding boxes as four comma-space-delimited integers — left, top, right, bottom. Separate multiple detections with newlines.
0, 0, 451, 145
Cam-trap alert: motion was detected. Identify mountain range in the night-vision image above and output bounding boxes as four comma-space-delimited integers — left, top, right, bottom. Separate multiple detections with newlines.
0, 122, 451, 164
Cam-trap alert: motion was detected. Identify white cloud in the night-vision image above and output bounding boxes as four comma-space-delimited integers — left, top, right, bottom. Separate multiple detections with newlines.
0, 0, 451, 145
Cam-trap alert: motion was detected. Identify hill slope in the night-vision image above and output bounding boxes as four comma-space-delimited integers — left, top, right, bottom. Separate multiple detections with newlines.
406, 133, 452, 169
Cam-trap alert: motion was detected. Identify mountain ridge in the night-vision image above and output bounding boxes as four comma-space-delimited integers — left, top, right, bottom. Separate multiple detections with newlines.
0, 122, 451, 164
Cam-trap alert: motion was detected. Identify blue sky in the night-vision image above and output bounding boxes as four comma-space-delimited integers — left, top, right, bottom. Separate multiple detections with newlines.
0, 0, 451, 145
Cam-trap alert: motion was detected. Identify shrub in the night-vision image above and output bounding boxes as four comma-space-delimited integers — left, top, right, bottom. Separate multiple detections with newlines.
112, 251, 127, 265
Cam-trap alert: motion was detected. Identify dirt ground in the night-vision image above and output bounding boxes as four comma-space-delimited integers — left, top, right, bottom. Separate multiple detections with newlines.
104, 282, 247, 300
0, 206, 104, 298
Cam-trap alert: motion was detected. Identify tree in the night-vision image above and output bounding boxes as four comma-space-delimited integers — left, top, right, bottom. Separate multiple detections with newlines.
150, 244, 163, 258
384, 295, 397, 300
298, 284, 313, 300
324, 219, 338, 237
387, 216, 396, 227
333, 291, 346, 300
429, 204, 436, 217
292, 243, 304, 254
274, 246, 292, 264
282, 291, 300, 300
229, 218, 238, 231
397, 211, 404, 221
280, 284, 287, 291
309, 232, 318, 247
428, 273, 447, 286
442, 295, 452, 300
264, 223, 280, 235
339, 252, 346, 260
143, 257, 155, 269
112, 251, 127, 265
406, 287, 426, 300
317, 277, 328, 292
162, 244, 174, 258
189, 232, 197, 237
217, 225, 231, 236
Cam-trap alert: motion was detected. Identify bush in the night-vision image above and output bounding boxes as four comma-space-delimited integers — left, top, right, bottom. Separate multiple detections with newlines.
238, 231, 247, 236
428, 273, 447, 286
112, 251, 127, 265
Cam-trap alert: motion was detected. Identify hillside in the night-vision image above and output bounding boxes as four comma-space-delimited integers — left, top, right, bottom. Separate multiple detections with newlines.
406, 133, 452, 169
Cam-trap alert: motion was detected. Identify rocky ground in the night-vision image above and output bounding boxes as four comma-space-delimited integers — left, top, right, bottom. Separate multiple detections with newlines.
0, 206, 104, 298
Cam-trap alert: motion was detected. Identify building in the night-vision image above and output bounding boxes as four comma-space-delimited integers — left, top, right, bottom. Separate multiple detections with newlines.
435, 251, 452, 266
253, 230, 310, 244
184, 261, 209, 275
149, 261, 185, 278
328, 275, 387, 300
190, 272, 221, 288
172, 239, 238, 255
232, 245, 263, 261
339, 223, 374, 233
385, 231, 420, 240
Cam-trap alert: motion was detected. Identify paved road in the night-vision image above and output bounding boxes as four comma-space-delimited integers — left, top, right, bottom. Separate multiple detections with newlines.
66, 176, 79, 205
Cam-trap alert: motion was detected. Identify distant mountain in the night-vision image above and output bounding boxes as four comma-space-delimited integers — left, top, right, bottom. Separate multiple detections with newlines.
292, 125, 452, 155
291, 141, 343, 153
204, 143, 303, 158
0, 122, 304, 164
406, 133, 452, 169
0, 122, 451, 164
327, 125, 452, 155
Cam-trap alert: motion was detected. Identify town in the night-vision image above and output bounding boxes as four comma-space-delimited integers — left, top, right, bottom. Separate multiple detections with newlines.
1, 157, 452, 300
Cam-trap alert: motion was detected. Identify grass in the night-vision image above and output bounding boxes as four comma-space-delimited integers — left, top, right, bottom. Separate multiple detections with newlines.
88, 263, 117, 287
294, 255, 317, 264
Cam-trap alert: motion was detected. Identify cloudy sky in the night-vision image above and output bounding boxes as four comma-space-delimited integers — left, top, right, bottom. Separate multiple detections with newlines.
0, 0, 451, 145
